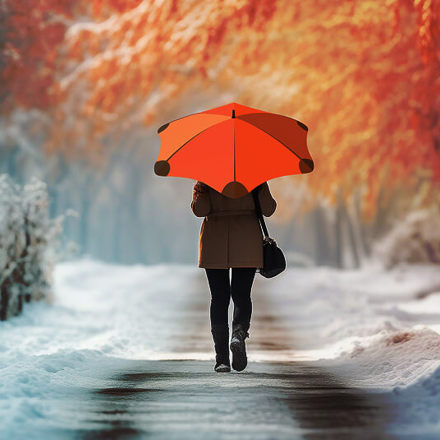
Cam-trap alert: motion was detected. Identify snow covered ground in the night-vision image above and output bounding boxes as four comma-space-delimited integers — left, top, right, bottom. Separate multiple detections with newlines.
266, 259, 440, 436
266, 260, 440, 387
0, 260, 198, 438
1, 258, 440, 438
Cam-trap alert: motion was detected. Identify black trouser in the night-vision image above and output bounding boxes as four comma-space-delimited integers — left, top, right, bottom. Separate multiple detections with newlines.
204, 267, 256, 333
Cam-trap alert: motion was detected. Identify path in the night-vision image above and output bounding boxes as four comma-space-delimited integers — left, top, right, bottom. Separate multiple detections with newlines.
57, 270, 424, 439
4, 263, 437, 440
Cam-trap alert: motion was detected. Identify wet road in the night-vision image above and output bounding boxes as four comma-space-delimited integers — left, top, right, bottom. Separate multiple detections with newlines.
48, 271, 433, 439
68, 359, 407, 440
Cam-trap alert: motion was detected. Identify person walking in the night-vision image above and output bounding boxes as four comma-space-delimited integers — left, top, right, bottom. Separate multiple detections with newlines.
191, 180, 277, 373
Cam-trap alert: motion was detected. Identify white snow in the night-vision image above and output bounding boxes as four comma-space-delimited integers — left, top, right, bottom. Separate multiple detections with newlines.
266, 259, 440, 432
0, 174, 64, 320
0, 259, 198, 437
266, 260, 440, 387
1, 257, 440, 435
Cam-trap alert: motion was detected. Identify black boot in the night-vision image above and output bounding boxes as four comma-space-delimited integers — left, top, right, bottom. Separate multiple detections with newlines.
230, 323, 249, 372
211, 324, 231, 372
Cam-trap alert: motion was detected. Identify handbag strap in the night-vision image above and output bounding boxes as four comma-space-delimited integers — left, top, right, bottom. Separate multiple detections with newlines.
251, 186, 269, 238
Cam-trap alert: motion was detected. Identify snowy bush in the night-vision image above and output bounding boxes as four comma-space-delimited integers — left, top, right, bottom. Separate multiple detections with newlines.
372, 205, 440, 269
0, 174, 63, 320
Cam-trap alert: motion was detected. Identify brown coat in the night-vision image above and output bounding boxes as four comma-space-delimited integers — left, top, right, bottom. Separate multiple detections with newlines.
191, 181, 277, 269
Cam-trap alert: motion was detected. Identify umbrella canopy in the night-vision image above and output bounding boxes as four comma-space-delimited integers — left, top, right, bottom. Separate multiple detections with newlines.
154, 102, 314, 198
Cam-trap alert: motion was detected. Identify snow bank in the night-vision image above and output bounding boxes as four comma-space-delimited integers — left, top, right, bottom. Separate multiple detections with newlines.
2, 257, 440, 434
392, 364, 440, 430
266, 260, 440, 382
266, 260, 440, 429
0, 259, 198, 436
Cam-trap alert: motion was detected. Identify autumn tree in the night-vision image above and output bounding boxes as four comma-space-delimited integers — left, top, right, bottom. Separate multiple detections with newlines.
3, 0, 439, 230
0, 0, 75, 113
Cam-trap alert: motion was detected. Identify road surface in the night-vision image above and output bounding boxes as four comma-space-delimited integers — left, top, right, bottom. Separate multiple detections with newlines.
26, 269, 433, 440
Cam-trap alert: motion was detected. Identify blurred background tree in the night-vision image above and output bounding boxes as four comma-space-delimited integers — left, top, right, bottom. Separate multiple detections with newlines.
1, 0, 439, 268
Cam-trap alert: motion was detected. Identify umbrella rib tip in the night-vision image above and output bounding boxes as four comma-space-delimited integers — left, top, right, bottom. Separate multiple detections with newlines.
157, 122, 169, 134
296, 120, 308, 131
299, 158, 314, 173
154, 160, 170, 176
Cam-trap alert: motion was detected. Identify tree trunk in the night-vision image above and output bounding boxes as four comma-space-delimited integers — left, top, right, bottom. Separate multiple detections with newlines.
80, 195, 91, 254
335, 187, 344, 269
314, 201, 331, 266
342, 196, 361, 269
353, 186, 371, 258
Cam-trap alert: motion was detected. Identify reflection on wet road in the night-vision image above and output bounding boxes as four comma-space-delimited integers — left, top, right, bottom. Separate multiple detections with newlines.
71, 359, 409, 440
65, 272, 438, 439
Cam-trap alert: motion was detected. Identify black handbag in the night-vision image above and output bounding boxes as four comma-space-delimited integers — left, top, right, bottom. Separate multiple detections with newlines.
251, 186, 286, 278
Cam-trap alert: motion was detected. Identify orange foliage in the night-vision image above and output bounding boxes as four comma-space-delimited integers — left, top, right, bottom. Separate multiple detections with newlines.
0, 1, 75, 113
3, 0, 440, 220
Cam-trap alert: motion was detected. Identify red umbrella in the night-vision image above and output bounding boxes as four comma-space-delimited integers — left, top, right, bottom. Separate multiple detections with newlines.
154, 102, 314, 198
